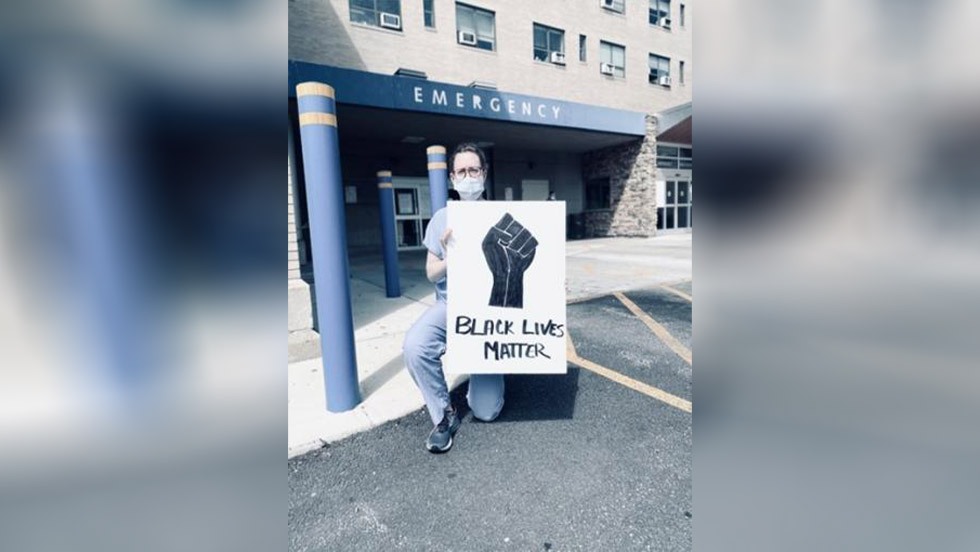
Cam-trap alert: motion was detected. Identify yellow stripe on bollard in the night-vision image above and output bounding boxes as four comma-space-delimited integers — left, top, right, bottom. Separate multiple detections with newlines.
296, 82, 335, 98
299, 112, 338, 127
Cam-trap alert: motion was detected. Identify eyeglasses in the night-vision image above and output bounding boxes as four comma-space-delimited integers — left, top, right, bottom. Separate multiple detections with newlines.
452, 167, 484, 178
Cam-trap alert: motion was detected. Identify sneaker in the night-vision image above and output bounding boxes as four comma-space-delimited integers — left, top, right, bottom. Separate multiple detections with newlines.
425, 407, 460, 453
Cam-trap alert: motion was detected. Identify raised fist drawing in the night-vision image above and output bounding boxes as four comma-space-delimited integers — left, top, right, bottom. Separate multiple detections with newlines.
482, 213, 538, 308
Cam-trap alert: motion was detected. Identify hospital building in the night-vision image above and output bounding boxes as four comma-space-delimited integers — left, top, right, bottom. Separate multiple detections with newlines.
288, 0, 693, 337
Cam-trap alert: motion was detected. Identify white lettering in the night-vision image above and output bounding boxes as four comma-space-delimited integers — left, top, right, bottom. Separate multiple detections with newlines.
456, 92, 465, 108
473, 95, 483, 110
507, 99, 516, 114
414, 87, 423, 103
552, 105, 561, 118
433, 89, 448, 106
521, 102, 531, 116
537, 104, 547, 117
490, 97, 501, 112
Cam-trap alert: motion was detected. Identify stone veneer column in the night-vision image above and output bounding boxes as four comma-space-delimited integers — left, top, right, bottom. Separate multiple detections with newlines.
581, 115, 659, 237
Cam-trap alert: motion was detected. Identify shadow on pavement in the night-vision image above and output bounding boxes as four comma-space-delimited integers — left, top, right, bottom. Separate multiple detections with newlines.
306, 250, 433, 333
450, 366, 582, 423
360, 354, 406, 398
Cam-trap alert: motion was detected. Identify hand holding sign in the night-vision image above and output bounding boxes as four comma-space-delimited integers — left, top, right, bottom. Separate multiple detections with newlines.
482, 213, 538, 309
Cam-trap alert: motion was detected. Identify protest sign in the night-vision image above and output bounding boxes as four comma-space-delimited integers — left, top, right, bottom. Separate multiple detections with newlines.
445, 201, 566, 374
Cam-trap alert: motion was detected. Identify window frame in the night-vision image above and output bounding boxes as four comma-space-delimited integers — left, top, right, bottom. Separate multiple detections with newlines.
649, 0, 671, 27
423, 0, 435, 28
579, 34, 587, 62
456, 2, 497, 51
599, 40, 626, 78
533, 23, 566, 62
349, 0, 403, 31
648, 52, 671, 86
601, 0, 626, 15
657, 143, 692, 169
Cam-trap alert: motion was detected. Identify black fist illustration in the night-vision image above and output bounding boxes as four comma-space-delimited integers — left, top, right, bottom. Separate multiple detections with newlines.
482, 213, 538, 308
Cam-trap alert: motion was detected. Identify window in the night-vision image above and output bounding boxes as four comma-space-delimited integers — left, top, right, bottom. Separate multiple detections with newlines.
601, 0, 625, 14
586, 178, 611, 210
649, 0, 670, 26
680, 3, 686, 27
599, 41, 626, 78
395, 188, 418, 215
456, 3, 496, 51
649, 53, 671, 85
657, 144, 692, 169
579, 34, 587, 62
679, 147, 692, 169
533, 23, 565, 62
423, 0, 435, 28
679, 60, 685, 84
350, 0, 403, 30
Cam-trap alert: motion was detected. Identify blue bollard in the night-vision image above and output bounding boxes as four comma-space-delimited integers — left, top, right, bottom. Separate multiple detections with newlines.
426, 145, 449, 214
376, 171, 401, 298
295, 81, 361, 412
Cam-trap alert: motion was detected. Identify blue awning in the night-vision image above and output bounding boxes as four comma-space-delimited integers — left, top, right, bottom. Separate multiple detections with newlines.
289, 60, 646, 136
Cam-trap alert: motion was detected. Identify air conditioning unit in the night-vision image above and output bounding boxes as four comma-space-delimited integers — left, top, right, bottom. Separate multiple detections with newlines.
550, 51, 566, 65
659, 75, 672, 86
600, 63, 614, 75
661, 17, 672, 29
379, 12, 401, 29
458, 31, 477, 45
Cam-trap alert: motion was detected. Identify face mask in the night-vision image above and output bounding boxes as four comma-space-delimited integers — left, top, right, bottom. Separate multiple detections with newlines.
454, 175, 485, 201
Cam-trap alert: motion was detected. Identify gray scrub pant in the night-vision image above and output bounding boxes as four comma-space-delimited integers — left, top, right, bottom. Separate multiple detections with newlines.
403, 299, 505, 425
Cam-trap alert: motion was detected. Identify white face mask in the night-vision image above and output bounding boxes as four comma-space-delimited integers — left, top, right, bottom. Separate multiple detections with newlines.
454, 175, 485, 201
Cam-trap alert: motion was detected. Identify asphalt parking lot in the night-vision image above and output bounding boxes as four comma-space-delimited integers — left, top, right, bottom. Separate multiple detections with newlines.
289, 282, 692, 551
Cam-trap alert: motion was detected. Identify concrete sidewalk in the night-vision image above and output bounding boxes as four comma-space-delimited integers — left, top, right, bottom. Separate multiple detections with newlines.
287, 233, 691, 458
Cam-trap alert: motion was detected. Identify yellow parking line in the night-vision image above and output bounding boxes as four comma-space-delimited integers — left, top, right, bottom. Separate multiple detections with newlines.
565, 330, 692, 413
569, 354, 692, 413
613, 292, 692, 365
660, 284, 692, 303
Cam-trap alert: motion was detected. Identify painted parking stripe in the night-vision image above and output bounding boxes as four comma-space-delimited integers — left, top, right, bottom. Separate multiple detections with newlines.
613, 292, 692, 365
566, 331, 692, 413
660, 284, 692, 303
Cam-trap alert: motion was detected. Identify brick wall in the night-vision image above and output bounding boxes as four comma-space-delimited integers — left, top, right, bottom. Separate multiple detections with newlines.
289, 0, 691, 115
288, 141, 302, 281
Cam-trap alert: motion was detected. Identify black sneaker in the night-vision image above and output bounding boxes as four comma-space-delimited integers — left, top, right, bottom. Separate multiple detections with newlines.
425, 407, 460, 453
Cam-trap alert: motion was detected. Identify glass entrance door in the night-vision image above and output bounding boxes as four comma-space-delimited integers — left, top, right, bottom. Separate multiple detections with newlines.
391, 177, 433, 250
657, 180, 693, 231
394, 187, 422, 249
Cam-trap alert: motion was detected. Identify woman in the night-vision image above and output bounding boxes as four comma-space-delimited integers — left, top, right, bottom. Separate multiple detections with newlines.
402, 143, 505, 453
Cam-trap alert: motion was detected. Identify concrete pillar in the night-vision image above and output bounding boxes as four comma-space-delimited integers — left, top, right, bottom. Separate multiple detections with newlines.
295, 81, 361, 412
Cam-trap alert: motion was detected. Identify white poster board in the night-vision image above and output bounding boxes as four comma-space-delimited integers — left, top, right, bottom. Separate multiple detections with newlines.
445, 201, 566, 374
